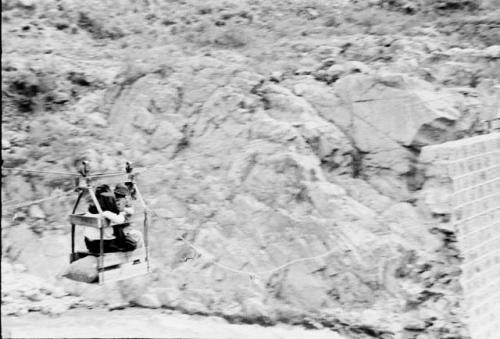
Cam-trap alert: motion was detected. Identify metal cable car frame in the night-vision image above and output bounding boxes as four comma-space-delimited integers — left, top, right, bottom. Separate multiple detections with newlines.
68, 162, 150, 284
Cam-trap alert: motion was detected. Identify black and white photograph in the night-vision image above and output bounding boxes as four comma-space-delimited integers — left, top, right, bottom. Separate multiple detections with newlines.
1, 0, 499, 338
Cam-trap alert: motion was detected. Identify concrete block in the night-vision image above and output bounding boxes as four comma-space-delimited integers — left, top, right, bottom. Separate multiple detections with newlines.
449, 162, 459, 177
483, 154, 492, 167
493, 151, 500, 163
467, 174, 475, 187
478, 141, 487, 153
446, 146, 458, 160
463, 144, 471, 158
459, 178, 468, 191
455, 191, 465, 205
476, 157, 485, 171
458, 161, 466, 176
466, 158, 474, 171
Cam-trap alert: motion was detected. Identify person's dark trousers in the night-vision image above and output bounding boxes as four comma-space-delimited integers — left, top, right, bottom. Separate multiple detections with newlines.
84, 226, 137, 254
85, 237, 122, 253
113, 225, 137, 251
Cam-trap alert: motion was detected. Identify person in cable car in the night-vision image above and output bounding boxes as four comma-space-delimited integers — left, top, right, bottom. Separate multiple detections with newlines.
114, 183, 134, 218
84, 184, 138, 253
113, 183, 144, 249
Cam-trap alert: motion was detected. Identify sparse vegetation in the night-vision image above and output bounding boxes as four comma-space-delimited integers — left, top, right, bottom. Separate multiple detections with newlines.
76, 12, 125, 40
212, 25, 251, 48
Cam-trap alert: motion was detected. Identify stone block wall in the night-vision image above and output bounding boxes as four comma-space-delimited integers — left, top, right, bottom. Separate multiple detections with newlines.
420, 132, 500, 339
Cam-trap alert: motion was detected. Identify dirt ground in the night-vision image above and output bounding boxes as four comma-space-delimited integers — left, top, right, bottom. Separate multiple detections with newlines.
2, 307, 346, 339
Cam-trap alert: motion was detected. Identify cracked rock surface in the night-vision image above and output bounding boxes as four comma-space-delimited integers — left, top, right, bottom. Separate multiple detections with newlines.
2, 0, 499, 338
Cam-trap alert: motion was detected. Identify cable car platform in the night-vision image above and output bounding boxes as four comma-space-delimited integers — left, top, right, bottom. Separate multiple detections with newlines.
70, 247, 148, 284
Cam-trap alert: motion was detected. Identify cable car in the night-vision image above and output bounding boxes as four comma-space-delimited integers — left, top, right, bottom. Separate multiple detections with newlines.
68, 161, 150, 284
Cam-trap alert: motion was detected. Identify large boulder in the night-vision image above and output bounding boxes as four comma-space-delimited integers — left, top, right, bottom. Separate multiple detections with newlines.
283, 72, 477, 199
332, 73, 463, 149
61, 256, 98, 284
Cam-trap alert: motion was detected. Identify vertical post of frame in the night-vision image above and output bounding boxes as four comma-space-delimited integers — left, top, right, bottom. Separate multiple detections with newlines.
126, 162, 150, 273
88, 187, 104, 284
70, 190, 84, 263
133, 183, 149, 272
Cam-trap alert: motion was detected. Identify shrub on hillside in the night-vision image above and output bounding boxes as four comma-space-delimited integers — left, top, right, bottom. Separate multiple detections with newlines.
186, 22, 251, 48
378, 0, 422, 14
434, 12, 500, 45
2, 64, 75, 114
1, 0, 36, 11
343, 7, 416, 35
378, 0, 482, 13
213, 25, 251, 48
4, 70, 53, 113
77, 12, 125, 40
354, 8, 384, 32
431, 0, 481, 10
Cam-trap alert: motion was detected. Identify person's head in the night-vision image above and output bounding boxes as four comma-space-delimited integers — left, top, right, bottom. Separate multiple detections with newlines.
114, 183, 130, 212
88, 184, 119, 214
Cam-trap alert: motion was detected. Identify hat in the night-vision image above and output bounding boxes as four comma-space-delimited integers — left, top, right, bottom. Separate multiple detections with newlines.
95, 184, 114, 197
114, 183, 130, 198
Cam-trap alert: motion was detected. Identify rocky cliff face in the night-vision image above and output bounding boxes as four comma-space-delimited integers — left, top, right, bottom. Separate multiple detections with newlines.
2, 0, 499, 338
